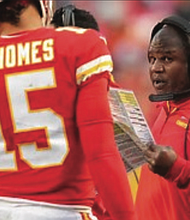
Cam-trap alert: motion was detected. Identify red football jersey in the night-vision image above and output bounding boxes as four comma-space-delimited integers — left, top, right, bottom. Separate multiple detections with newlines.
0, 27, 113, 206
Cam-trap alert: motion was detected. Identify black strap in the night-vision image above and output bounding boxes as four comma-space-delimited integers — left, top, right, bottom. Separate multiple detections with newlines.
62, 4, 75, 26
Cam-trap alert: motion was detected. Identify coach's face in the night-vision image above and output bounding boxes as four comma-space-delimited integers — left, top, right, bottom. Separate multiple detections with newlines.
148, 25, 190, 95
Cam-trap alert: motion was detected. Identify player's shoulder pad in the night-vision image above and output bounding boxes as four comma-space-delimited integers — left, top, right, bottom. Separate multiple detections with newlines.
55, 26, 108, 45
55, 26, 88, 34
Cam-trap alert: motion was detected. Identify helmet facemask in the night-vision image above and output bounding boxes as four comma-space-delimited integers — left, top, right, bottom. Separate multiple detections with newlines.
40, 0, 53, 26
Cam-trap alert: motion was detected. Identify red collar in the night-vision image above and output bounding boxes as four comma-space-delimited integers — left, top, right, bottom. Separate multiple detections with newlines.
156, 98, 190, 115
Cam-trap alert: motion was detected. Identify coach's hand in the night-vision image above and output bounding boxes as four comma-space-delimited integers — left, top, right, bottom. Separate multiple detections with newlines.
144, 144, 177, 177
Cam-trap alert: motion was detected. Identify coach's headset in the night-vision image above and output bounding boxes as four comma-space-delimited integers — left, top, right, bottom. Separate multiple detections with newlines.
148, 15, 190, 102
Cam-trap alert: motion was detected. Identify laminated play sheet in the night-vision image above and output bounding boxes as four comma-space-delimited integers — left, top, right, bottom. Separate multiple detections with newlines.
109, 87, 155, 172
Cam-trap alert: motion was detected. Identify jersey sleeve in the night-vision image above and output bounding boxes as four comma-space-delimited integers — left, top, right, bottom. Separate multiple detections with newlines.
76, 78, 137, 220
75, 29, 113, 86
55, 27, 115, 88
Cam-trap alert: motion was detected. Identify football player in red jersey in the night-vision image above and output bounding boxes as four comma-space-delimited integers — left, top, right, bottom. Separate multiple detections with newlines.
50, 6, 120, 220
0, 0, 137, 219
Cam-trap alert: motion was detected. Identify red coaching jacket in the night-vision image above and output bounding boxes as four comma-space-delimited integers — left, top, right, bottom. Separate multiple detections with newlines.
136, 98, 190, 220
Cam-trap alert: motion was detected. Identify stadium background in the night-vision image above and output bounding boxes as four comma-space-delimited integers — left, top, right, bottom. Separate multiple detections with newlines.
53, 0, 190, 202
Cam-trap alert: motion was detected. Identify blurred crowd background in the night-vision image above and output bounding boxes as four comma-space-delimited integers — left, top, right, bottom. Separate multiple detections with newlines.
54, 1, 190, 128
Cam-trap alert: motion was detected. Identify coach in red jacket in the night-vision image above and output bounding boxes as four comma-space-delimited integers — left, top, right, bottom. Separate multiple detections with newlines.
136, 15, 190, 220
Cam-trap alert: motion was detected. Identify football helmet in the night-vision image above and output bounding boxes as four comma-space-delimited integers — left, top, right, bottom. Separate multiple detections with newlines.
40, 0, 53, 26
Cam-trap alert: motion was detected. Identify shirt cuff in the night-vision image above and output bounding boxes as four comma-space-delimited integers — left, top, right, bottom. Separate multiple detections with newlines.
165, 156, 186, 182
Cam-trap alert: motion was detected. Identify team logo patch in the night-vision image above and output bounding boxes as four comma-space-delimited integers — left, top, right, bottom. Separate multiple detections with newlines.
176, 118, 188, 129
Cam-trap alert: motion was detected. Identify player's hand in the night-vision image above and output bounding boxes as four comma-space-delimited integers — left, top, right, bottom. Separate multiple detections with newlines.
144, 144, 177, 177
